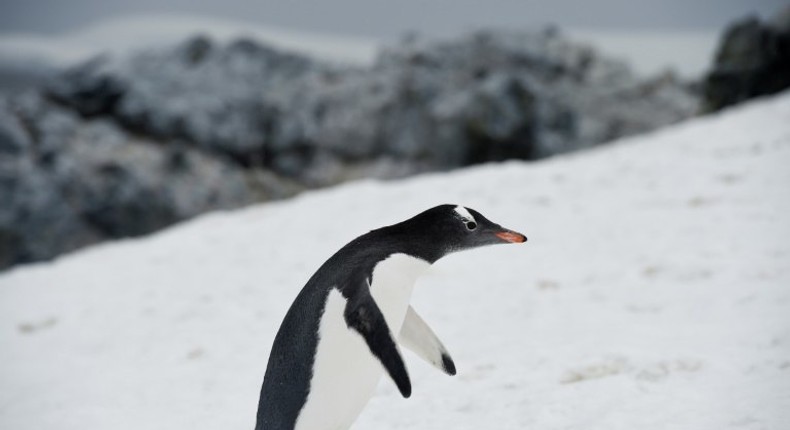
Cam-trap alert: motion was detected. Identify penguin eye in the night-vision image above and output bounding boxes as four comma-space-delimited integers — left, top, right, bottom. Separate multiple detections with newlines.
465, 221, 477, 231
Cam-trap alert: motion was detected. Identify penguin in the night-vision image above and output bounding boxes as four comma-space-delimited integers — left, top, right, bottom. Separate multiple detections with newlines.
255, 204, 526, 430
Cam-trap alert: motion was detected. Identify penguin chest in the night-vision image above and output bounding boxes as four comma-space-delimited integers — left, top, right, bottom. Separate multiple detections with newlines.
294, 254, 430, 430
368, 253, 431, 330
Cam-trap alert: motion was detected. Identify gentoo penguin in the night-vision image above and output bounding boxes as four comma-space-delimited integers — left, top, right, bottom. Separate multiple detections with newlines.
255, 204, 526, 430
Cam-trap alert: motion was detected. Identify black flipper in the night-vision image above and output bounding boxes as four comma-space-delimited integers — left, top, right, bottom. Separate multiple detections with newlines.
344, 289, 412, 398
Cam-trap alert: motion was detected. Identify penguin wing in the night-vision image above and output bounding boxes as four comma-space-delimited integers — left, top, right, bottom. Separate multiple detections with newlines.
399, 306, 456, 376
344, 290, 412, 398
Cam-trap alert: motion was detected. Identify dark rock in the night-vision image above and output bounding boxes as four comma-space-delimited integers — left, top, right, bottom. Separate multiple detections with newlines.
180, 34, 213, 65
703, 9, 790, 112
0, 92, 261, 269
47, 56, 126, 117
47, 29, 696, 177
46, 36, 321, 161
0, 108, 31, 154
3, 28, 699, 270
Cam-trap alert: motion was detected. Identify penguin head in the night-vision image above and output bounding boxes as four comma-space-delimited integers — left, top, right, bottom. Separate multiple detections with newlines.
395, 204, 526, 260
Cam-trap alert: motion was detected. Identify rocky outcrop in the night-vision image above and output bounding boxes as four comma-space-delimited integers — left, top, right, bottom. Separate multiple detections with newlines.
1, 28, 699, 269
48, 30, 697, 179
703, 9, 790, 112
0, 92, 265, 268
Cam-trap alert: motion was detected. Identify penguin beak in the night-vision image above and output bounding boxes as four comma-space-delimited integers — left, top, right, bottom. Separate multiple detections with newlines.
494, 229, 527, 243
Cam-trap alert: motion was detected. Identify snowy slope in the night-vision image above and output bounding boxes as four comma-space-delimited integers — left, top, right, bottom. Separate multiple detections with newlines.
2, 93, 790, 430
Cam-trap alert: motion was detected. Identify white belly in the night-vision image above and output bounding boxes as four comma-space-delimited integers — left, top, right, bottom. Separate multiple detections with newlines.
294, 254, 430, 430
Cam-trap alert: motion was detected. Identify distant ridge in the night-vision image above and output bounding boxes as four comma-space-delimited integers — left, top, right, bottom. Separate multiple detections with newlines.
0, 14, 717, 77
0, 14, 380, 69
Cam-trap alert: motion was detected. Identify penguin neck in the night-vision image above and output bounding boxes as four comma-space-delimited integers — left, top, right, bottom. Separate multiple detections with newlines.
368, 253, 431, 332
370, 224, 448, 264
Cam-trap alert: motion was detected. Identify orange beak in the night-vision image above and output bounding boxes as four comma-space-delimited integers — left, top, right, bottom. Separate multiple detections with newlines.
495, 230, 527, 243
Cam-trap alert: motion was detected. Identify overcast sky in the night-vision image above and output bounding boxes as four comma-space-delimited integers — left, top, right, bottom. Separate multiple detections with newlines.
1, 0, 786, 39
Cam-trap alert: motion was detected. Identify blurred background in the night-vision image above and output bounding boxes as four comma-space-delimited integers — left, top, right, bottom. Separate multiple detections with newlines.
0, 1, 788, 269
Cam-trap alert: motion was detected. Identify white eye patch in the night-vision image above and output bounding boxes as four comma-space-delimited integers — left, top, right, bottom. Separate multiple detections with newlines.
453, 205, 476, 224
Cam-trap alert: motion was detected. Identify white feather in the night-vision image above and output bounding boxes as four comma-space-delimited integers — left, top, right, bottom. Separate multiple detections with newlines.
295, 254, 430, 430
453, 206, 475, 223
399, 306, 453, 374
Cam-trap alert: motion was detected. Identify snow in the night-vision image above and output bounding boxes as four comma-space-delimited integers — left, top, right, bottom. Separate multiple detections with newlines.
2, 92, 790, 429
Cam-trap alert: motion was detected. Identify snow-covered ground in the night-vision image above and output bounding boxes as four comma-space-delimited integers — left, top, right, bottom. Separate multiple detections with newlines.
2, 92, 789, 430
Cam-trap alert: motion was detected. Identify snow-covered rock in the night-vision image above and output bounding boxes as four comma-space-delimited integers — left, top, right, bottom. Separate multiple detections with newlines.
2, 28, 699, 269
0, 91, 788, 430
0, 92, 262, 268
50, 29, 697, 171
